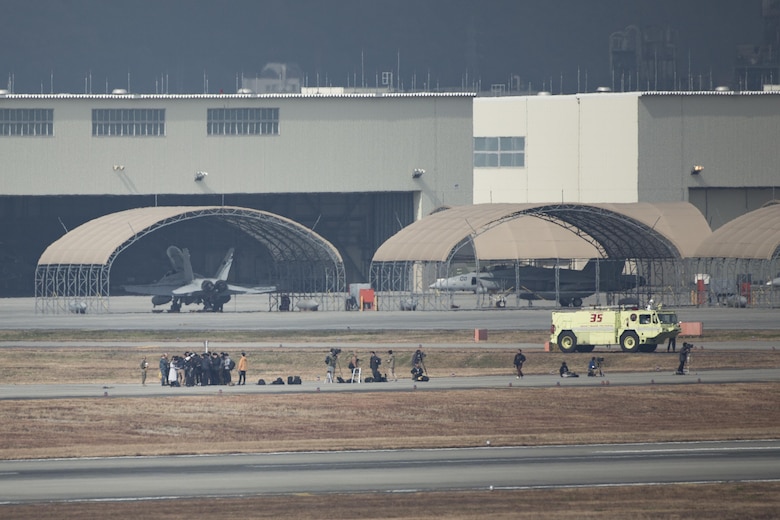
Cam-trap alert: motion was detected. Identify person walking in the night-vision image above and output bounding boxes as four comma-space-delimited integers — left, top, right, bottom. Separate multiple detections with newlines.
513, 349, 526, 379
140, 356, 149, 386
387, 350, 397, 381
237, 352, 248, 385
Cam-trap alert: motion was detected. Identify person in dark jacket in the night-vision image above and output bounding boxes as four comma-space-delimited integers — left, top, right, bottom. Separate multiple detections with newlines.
369, 351, 383, 381
676, 342, 693, 375
411, 362, 429, 382
159, 354, 169, 386
513, 349, 526, 379
559, 361, 578, 378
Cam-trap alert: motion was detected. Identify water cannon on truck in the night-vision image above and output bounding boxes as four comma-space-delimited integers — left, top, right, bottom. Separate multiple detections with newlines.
550, 305, 681, 353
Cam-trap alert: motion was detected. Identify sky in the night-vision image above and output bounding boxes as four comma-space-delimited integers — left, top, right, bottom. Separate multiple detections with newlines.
0, 0, 765, 95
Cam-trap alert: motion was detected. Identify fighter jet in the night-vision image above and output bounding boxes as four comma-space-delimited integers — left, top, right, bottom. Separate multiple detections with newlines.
123, 246, 275, 312
429, 259, 644, 307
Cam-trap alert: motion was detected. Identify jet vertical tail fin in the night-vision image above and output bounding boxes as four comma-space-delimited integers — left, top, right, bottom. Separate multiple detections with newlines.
581, 259, 637, 291
165, 245, 187, 273
181, 248, 194, 284
215, 248, 235, 281
581, 259, 625, 277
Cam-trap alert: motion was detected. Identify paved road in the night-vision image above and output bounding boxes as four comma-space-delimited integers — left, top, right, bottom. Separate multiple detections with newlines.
2, 368, 779, 401
2, 440, 778, 503
1, 296, 779, 331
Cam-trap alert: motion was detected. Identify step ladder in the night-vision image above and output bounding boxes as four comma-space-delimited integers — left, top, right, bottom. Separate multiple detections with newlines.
351, 367, 362, 383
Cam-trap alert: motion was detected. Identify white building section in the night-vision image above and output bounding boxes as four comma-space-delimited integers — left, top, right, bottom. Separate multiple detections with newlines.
473, 91, 780, 230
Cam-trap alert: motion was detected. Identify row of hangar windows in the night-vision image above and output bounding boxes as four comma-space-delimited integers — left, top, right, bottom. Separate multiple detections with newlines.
0, 108, 280, 137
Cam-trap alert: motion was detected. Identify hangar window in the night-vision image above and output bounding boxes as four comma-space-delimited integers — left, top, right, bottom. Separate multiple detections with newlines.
0, 108, 54, 136
474, 136, 525, 168
207, 108, 279, 135
92, 109, 165, 136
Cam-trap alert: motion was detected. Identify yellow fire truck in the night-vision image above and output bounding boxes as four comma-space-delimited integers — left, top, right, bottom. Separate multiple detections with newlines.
550, 306, 681, 353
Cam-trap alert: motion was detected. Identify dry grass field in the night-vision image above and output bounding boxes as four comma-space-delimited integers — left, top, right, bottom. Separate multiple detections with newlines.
1, 330, 779, 518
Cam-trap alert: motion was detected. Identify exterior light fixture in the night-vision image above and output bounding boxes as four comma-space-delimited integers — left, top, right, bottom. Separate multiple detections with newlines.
195, 171, 208, 181
691, 165, 703, 175
412, 168, 425, 179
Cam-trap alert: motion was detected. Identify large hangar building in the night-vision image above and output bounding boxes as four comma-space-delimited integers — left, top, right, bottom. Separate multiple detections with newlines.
0, 90, 474, 300
370, 90, 780, 310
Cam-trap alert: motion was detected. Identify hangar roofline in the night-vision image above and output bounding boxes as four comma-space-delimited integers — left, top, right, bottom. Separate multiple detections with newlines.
0, 92, 475, 100
372, 202, 711, 264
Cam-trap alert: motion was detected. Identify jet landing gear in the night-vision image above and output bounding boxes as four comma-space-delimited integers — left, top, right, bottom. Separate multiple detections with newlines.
559, 297, 583, 307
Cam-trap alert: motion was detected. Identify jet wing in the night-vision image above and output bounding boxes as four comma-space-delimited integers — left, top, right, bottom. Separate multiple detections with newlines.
225, 284, 276, 295
171, 281, 276, 297
171, 282, 205, 296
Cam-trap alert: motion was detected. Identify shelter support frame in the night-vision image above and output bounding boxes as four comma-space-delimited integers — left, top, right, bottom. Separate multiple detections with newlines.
35, 206, 346, 314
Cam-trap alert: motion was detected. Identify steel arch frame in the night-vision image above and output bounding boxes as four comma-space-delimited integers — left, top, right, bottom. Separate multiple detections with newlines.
35, 207, 346, 314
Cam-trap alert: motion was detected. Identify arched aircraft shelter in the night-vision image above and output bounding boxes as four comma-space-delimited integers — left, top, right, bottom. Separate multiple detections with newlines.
690, 202, 780, 307
35, 206, 345, 314
370, 202, 712, 310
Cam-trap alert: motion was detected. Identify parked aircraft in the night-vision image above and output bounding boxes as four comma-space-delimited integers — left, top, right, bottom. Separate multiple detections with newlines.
123, 246, 275, 312
429, 260, 644, 307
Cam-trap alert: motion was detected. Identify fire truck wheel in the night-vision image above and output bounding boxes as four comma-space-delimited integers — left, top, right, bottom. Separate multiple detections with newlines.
557, 331, 578, 353
619, 331, 640, 352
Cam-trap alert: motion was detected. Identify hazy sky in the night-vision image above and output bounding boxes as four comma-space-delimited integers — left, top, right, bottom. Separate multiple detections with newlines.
0, 0, 764, 94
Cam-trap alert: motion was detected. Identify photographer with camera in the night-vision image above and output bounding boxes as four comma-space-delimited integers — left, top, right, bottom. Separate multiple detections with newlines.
325, 348, 340, 383
412, 346, 426, 368
587, 357, 604, 377
587, 357, 598, 377
676, 342, 693, 375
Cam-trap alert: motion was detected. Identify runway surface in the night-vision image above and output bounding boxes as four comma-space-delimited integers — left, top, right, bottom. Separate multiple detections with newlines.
2, 440, 778, 503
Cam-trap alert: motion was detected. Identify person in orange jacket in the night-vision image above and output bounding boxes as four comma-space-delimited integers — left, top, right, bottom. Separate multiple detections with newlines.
237, 352, 248, 385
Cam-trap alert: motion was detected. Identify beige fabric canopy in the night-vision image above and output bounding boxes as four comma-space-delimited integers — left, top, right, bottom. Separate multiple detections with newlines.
38, 206, 343, 266
373, 202, 712, 262
695, 203, 780, 259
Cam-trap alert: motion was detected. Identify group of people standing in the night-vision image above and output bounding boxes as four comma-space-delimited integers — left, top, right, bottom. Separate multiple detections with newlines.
326, 348, 399, 383
150, 351, 248, 387
141, 343, 691, 387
